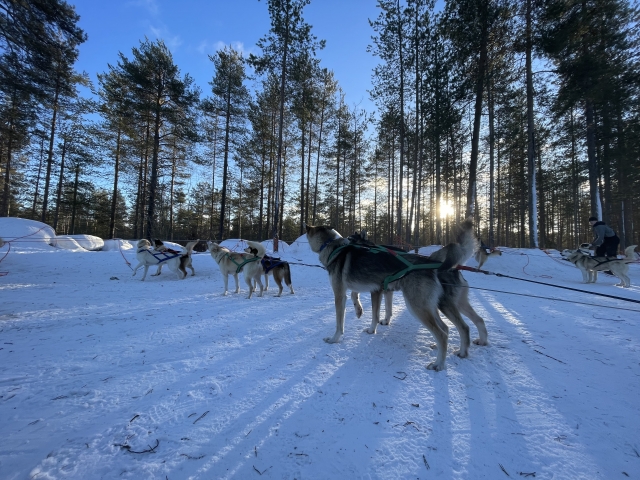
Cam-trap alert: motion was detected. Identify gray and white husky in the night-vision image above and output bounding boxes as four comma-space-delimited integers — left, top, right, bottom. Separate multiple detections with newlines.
306, 219, 486, 371
347, 231, 489, 350
561, 245, 637, 287
132, 239, 197, 281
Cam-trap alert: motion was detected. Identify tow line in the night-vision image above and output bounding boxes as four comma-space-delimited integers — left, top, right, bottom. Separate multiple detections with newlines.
457, 265, 640, 306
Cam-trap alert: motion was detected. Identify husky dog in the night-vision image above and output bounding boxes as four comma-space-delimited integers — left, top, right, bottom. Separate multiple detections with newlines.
561, 245, 637, 287
242, 241, 267, 299
348, 231, 489, 347
474, 247, 502, 270
258, 255, 295, 297
132, 239, 197, 281
346, 231, 396, 325
152, 238, 197, 277
306, 219, 482, 371
208, 241, 261, 295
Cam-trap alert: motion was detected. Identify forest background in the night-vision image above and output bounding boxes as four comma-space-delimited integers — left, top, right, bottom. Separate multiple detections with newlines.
1, 0, 639, 251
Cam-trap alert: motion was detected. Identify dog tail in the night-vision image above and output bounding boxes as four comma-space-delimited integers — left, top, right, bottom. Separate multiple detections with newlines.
246, 240, 266, 258
430, 218, 477, 270
284, 263, 293, 286
623, 245, 638, 263
184, 239, 199, 255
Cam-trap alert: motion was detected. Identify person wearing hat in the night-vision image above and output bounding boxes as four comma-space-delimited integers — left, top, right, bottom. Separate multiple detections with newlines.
587, 216, 620, 257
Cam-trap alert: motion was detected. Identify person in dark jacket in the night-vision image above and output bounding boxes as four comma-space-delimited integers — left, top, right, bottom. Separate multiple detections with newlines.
588, 216, 620, 257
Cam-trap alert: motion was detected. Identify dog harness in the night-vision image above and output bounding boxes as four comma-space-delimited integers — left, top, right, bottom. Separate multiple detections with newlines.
324, 241, 443, 291
261, 255, 284, 274
138, 248, 182, 263
224, 253, 260, 274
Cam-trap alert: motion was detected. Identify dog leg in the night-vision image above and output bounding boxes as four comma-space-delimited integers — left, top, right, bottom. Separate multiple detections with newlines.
579, 268, 589, 283
140, 265, 150, 281
285, 266, 295, 294
351, 292, 363, 318
618, 272, 630, 287
439, 304, 471, 358
233, 273, 240, 294
246, 275, 255, 299
274, 275, 284, 297
422, 310, 449, 371
403, 285, 448, 370
325, 286, 347, 344
379, 290, 394, 325
151, 264, 162, 276
365, 290, 381, 334
264, 274, 269, 291
132, 263, 142, 277
459, 298, 489, 346
188, 264, 195, 276
222, 273, 229, 295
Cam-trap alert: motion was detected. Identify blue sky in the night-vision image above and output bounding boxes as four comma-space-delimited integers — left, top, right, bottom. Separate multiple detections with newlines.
72, 0, 383, 114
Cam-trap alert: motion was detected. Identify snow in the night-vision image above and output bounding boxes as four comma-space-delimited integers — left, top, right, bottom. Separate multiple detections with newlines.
1, 218, 639, 479
58, 235, 105, 252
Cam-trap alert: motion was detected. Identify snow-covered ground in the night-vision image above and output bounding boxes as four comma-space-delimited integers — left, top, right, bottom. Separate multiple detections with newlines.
1, 217, 639, 479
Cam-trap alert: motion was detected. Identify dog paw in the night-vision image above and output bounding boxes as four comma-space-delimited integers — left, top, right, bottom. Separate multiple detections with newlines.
473, 338, 489, 346
454, 349, 469, 358
223, 291, 228, 296
364, 327, 377, 335
426, 361, 445, 371
323, 336, 340, 344
355, 306, 364, 318
379, 319, 390, 326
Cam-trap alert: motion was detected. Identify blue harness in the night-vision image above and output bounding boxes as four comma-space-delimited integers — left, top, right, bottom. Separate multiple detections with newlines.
138, 248, 182, 263
261, 255, 285, 274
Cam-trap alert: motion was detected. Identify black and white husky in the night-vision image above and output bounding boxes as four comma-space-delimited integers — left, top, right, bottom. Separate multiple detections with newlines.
132, 239, 198, 281
306, 219, 488, 371
258, 255, 295, 297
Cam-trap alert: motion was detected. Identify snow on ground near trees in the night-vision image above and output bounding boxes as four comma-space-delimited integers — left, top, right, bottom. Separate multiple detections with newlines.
1, 219, 640, 479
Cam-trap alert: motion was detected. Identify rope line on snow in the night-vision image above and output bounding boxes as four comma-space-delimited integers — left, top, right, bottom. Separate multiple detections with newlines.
117, 239, 133, 270
0, 226, 48, 276
445, 283, 640, 314
457, 265, 640, 306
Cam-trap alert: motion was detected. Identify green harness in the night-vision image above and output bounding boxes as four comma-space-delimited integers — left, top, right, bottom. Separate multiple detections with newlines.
326, 243, 443, 291
225, 253, 260, 274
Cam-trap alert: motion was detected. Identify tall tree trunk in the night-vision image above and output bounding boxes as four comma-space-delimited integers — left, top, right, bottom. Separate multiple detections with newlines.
53, 137, 67, 230
31, 135, 46, 219
313, 84, 326, 224
465, 2, 489, 219
526, 0, 538, 247
299, 103, 306, 235
145, 95, 162, 241
488, 73, 495, 247
70, 165, 80, 234
41, 81, 61, 224
109, 128, 122, 239
273, 7, 291, 250
219, 81, 232, 240
396, 0, 405, 240
1, 108, 15, 216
